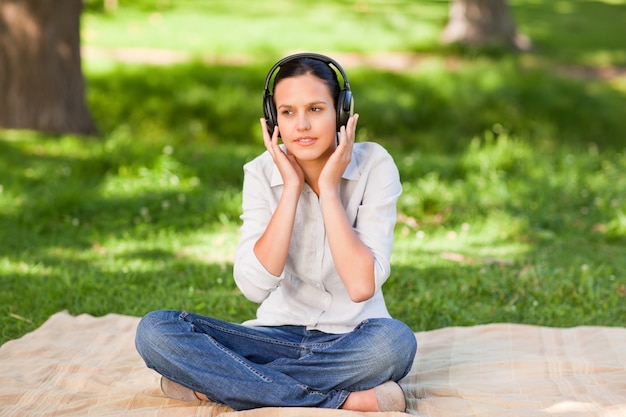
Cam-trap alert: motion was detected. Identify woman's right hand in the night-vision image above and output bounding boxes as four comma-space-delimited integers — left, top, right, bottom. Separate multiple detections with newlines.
254, 119, 303, 277
260, 118, 304, 192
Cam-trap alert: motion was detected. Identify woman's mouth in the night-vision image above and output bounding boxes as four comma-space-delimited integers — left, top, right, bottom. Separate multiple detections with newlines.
295, 137, 316, 145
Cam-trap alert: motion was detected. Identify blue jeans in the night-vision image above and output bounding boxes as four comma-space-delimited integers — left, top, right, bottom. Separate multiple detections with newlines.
135, 310, 417, 410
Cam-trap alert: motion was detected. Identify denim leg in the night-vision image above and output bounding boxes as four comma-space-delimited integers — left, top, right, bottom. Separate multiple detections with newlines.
136, 310, 347, 410
274, 317, 418, 392
135, 310, 417, 410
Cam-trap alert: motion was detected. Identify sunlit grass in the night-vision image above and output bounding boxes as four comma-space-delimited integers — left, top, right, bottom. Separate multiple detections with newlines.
81, 0, 626, 67
2, 113, 624, 343
81, 1, 447, 59
514, 0, 626, 66
2, 0, 626, 345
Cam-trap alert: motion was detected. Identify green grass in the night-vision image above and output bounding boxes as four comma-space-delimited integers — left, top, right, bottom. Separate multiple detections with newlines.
2, 0, 626, 345
389, 136, 626, 329
82, 0, 447, 58
81, 0, 626, 67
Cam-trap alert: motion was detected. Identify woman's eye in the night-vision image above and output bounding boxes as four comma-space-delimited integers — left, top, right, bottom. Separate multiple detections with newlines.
281, 109, 293, 116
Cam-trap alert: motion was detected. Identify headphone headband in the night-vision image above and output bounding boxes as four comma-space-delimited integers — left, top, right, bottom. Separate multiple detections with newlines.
262, 52, 354, 135
263, 52, 351, 94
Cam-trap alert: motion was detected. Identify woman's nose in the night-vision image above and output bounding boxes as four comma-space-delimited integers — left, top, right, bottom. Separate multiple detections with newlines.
296, 113, 310, 130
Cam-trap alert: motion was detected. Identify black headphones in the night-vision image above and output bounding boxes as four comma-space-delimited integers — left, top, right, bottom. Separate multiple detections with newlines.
263, 52, 354, 136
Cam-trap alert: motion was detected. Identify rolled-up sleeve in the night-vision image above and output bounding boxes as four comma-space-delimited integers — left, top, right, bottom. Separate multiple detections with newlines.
233, 142, 401, 331
233, 154, 284, 303
350, 144, 402, 290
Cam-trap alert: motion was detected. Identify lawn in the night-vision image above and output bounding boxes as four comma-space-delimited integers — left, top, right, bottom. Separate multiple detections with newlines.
1, 0, 625, 345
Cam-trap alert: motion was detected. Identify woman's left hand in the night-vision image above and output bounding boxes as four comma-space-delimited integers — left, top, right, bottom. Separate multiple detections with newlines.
319, 113, 359, 194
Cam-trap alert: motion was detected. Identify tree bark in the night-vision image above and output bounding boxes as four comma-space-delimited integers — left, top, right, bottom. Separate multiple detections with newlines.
0, 0, 97, 135
441, 0, 531, 51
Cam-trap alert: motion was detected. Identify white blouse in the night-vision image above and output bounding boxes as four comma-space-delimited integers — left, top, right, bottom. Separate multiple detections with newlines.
233, 142, 402, 334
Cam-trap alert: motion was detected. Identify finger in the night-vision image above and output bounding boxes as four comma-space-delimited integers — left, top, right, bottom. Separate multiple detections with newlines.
271, 124, 281, 150
338, 117, 357, 149
346, 114, 359, 147
347, 113, 359, 139
260, 118, 272, 150
337, 126, 346, 147
350, 113, 359, 130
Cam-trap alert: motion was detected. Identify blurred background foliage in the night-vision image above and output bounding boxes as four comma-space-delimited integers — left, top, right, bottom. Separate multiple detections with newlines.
1, 0, 625, 343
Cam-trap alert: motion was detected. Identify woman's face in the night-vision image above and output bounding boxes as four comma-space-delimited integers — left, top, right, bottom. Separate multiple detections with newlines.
273, 73, 337, 164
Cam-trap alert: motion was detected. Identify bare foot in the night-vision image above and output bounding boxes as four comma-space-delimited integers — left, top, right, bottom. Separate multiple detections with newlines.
341, 381, 406, 412
194, 391, 209, 401
340, 388, 378, 411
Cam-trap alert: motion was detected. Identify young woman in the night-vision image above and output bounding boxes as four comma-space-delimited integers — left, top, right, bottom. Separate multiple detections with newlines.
135, 53, 417, 412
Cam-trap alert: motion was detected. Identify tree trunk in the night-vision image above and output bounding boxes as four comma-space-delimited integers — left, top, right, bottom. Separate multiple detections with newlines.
441, 0, 531, 51
0, 0, 97, 135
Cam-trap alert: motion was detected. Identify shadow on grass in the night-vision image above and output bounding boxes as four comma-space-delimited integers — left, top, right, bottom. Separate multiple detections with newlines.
513, 0, 626, 67
385, 258, 626, 332
85, 59, 626, 153
2, 58, 625, 343
0, 251, 257, 342
0, 130, 258, 342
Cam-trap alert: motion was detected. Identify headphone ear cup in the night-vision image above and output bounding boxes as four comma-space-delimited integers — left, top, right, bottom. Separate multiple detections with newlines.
336, 88, 354, 130
263, 94, 277, 135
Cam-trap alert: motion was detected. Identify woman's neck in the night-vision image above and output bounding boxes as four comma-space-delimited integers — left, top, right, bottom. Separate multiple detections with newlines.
299, 159, 326, 196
